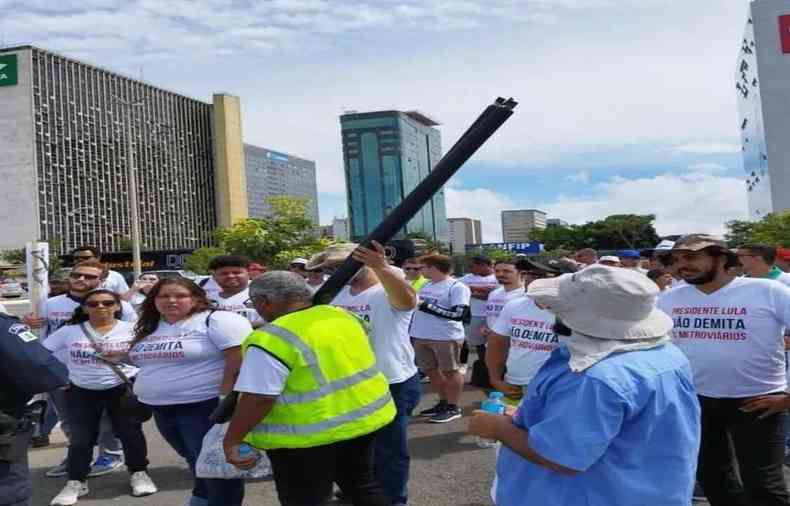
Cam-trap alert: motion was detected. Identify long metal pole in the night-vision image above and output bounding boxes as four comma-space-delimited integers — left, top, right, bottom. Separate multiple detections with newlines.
125, 106, 143, 278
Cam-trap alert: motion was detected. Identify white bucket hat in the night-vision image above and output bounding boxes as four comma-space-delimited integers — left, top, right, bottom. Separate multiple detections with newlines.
527, 264, 672, 341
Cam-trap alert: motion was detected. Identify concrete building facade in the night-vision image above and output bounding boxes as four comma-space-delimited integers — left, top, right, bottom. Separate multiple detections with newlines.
0, 45, 248, 253
501, 209, 547, 243
447, 217, 482, 255
737, 0, 790, 218
332, 217, 349, 241
340, 110, 447, 243
244, 144, 319, 225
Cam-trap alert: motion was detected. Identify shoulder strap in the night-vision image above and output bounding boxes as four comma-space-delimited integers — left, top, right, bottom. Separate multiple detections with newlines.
78, 323, 132, 385
205, 309, 217, 327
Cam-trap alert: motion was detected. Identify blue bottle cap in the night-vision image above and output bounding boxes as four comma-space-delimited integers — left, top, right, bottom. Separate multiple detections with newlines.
490, 391, 505, 399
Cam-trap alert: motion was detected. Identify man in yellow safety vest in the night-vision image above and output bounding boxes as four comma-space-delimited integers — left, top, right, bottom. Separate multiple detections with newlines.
223, 271, 396, 506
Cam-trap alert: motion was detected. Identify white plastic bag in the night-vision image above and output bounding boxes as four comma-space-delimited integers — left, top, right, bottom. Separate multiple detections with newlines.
195, 423, 272, 479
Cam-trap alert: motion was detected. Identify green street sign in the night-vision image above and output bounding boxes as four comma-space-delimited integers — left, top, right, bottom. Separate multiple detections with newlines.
0, 54, 18, 87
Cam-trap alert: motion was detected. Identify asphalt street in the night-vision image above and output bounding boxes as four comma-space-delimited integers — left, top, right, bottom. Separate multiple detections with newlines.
29, 382, 497, 506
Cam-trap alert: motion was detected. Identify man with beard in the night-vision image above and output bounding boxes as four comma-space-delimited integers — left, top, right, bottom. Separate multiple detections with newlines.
657, 234, 790, 506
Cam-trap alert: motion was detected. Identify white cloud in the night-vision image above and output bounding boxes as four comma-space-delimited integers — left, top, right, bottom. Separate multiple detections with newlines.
446, 171, 748, 243
445, 188, 515, 243
668, 142, 743, 155
565, 170, 591, 184
687, 162, 728, 174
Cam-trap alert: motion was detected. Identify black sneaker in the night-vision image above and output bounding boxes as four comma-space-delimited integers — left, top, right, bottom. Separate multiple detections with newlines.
428, 405, 462, 423
418, 400, 447, 417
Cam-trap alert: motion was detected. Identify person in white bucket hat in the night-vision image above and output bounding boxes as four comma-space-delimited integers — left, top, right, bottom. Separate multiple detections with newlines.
469, 265, 701, 506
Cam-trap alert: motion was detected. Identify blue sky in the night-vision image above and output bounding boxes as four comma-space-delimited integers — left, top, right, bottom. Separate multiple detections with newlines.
1, 0, 753, 240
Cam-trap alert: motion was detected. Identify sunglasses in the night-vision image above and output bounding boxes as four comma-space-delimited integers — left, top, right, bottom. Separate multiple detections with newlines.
84, 300, 117, 308
404, 267, 422, 271
70, 272, 100, 280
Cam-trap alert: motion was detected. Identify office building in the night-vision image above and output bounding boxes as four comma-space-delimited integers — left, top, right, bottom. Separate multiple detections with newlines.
244, 145, 319, 225
737, 0, 790, 218
546, 218, 569, 227
447, 217, 482, 255
340, 109, 448, 243
0, 45, 248, 253
332, 217, 349, 241
501, 209, 547, 242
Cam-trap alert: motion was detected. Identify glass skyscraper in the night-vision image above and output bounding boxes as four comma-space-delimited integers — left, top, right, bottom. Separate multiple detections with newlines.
340, 110, 448, 242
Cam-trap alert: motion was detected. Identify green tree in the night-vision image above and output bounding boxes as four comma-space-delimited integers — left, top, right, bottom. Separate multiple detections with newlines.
724, 219, 757, 248
531, 214, 659, 252
183, 246, 228, 274
214, 196, 330, 268
406, 232, 448, 255
749, 211, 790, 247
0, 248, 25, 264
582, 214, 660, 250
530, 225, 586, 251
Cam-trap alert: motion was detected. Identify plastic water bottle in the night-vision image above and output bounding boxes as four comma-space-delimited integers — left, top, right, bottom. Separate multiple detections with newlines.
237, 443, 260, 463
476, 391, 506, 448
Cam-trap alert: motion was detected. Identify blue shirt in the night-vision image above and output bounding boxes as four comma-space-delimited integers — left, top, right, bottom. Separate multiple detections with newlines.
496, 343, 700, 506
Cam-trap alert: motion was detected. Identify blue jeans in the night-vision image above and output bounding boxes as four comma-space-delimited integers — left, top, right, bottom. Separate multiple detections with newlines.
151, 398, 244, 506
375, 374, 421, 504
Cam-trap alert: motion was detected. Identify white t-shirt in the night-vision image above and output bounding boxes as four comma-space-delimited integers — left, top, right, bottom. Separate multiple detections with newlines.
485, 286, 525, 328
43, 321, 138, 390
332, 284, 417, 384
491, 297, 558, 386
657, 277, 790, 398
129, 310, 251, 406
129, 292, 147, 310
410, 278, 471, 342
199, 277, 222, 300
101, 270, 130, 294
459, 273, 498, 317
235, 347, 289, 396
775, 272, 790, 288
210, 288, 265, 327
41, 294, 137, 338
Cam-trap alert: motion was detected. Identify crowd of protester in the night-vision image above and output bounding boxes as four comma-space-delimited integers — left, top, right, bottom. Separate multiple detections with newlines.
16, 237, 790, 505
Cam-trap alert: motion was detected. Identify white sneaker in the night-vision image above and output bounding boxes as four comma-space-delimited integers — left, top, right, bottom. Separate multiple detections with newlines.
50, 480, 88, 505
130, 471, 158, 497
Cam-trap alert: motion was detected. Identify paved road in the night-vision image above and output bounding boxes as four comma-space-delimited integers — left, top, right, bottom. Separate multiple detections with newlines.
30, 383, 497, 506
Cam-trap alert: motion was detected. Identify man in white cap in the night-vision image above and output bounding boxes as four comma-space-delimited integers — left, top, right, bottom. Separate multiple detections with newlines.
658, 234, 790, 506
469, 265, 700, 506
598, 255, 621, 267
307, 242, 420, 506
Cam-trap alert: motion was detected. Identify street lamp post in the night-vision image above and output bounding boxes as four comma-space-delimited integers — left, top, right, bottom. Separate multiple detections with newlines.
114, 96, 145, 279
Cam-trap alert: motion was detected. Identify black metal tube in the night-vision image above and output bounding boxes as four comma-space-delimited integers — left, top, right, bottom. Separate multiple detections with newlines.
313, 97, 517, 304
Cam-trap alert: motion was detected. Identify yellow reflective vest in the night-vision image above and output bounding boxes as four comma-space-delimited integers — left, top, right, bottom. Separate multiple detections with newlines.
242, 305, 396, 450
410, 276, 428, 292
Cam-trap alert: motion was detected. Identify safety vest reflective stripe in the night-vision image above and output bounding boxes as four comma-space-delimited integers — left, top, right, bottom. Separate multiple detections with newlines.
262, 323, 327, 385
253, 390, 393, 435
278, 365, 381, 405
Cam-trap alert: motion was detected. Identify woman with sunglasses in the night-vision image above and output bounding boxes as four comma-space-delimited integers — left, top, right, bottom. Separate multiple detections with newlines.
23, 260, 137, 475
44, 289, 156, 506
130, 278, 251, 506
124, 273, 159, 310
